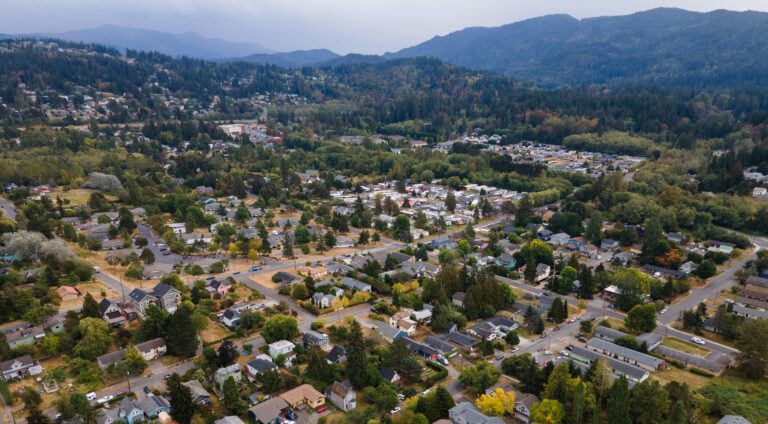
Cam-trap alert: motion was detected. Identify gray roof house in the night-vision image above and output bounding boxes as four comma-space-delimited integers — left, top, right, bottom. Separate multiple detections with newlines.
128, 283, 181, 316
326, 380, 356, 412
183, 380, 212, 406
448, 402, 505, 424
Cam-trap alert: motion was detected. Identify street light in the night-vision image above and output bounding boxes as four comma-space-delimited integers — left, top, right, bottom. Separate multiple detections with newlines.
126, 371, 132, 394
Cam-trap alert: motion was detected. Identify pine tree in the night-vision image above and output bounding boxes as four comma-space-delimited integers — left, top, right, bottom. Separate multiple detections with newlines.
223, 376, 245, 415
607, 376, 632, 424
166, 374, 195, 424
346, 320, 368, 389
26, 405, 52, 424
445, 190, 456, 212
165, 307, 199, 357
81, 293, 101, 319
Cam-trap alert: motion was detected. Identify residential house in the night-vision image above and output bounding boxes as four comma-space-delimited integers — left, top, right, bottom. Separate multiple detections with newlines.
214, 364, 242, 389
335, 236, 355, 248
452, 292, 465, 307
57, 285, 80, 301
549, 232, 571, 246
494, 253, 516, 269
272, 272, 301, 287
248, 397, 289, 424
536, 263, 551, 282
206, 279, 233, 296
679, 261, 699, 275
666, 232, 685, 244
268, 340, 296, 366
446, 332, 480, 350
99, 299, 126, 327
327, 345, 347, 364
448, 402, 505, 424
98, 398, 144, 424
220, 309, 241, 328
327, 261, 353, 275
279, 384, 325, 409
600, 239, 620, 252
707, 241, 735, 255
139, 395, 171, 419
183, 380, 211, 406
379, 367, 400, 384
0, 355, 40, 380
338, 277, 371, 292
302, 330, 329, 348
326, 380, 356, 412
246, 358, 277, 377
643, 264, 686, 280
97, 338, 167, 370
514, 392, 540, 424
430, 236, 453, 249
128, 283, 182, 316
423, 336, 459, 357
215, 417, 245, 424
6, 330, 35, 350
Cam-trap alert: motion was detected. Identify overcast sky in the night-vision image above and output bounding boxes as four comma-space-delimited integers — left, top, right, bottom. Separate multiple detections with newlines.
3, 0, 767, 54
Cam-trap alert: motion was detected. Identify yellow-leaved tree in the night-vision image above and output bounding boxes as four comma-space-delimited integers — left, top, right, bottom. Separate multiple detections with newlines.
475, 388, 516, 416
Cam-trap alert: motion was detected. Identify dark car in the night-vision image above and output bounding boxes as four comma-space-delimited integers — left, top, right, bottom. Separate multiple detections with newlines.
285, 410, 297, 420
143, 386, 150, 394
164, 374, 171, 380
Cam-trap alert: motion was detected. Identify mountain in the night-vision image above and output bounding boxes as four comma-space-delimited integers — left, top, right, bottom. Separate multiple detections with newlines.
387, 8, 768, 87
40, 25, 271, 59
232, 49, 339, 67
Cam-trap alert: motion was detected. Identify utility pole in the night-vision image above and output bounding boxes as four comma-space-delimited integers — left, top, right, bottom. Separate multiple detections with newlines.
126, 371, 132, 395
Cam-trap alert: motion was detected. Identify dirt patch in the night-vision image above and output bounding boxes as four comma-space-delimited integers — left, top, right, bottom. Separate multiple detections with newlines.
59, 281, 120, 310
200, 318, 233, 344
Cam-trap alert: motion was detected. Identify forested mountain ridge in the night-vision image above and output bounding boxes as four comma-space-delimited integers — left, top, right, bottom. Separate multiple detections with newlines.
387, 8, 768, 87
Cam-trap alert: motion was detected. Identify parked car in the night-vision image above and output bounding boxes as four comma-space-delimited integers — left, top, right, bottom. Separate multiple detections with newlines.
285, 410, 297, 420
660, 307, 669, 314
143, 386, 150, 394
86, 392, 97, 401
97, 395, 113, 404
390, 407, 401, 415
316, 406, 328, 414
559, 350, 570, 357
249, 265, 263, 272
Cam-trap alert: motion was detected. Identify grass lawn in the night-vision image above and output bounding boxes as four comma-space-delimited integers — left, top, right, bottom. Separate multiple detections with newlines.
698, 374, 768, 424
200, 318, 233, 344
650, 367, 711, 390
661, 337, 711, 357
52, 188, 117, 205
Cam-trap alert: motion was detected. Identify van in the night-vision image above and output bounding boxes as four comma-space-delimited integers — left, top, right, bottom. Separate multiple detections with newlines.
86, 392, 97, 401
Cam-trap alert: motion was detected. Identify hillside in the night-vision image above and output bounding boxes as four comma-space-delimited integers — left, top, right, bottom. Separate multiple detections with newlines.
387, 8, 768, 87
231, 49, 339, 67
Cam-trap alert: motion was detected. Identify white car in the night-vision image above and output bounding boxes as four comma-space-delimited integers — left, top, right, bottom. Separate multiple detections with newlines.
390, 407, 401, 415
691, 336, 706, 345
96, 395, 113, 404
86, 392, 97, 401
543, 350, 553, 356
559, 350, 570, 357
660, 307, 668, 314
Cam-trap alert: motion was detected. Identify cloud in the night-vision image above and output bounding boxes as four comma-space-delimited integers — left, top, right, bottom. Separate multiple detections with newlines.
2, 0, 767, 53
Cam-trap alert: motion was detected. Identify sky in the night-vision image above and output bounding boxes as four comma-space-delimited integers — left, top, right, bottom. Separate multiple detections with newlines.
2, 0, 768, 54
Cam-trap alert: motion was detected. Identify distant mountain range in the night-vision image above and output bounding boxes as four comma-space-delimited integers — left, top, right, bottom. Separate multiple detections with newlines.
386, 8, 768, 86
3, 25, 272, 60
5, 8, 768, 86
